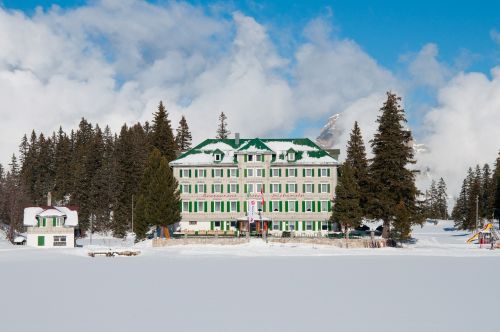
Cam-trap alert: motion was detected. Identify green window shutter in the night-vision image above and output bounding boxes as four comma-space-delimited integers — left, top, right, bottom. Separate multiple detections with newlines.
269, 201, 273, 211
194, 202, 198, 212
286, 184, 289, 193
312, 184, 314, 193
285, 201, 288, 212
244, 201, 248, 212
221, 185, 224, 193
227, 201, 230, 212
286, 169, 289, 177
237, 169, 240, 177
204, 184, 207, 193
237, 184, 240, 193
327, 168, 331, 177
270, 184, 273, 194
180, 169, 183, 178
195, 185, 198, 194
204, 202, 208, 212
263, 202, 266, 212
195, 169, 198, 177
212, 169, 214, 177
295, 201, 299, 212
270, 170, 273, 178
295, 221, 298, 230
262, 169, 265, 177
302, 201, 305, 212
317, 201, 321, 212
280, 221, 283, 231
303, 168, 305, 177
204, 170, 207, 177
211, 201, 214, 212
53, 218, 56, 227
189, 169, 192, 178
37, 218, 39, 227
302, 221, 305, 231
43, 218, 46, 227
244, 184, 247, 193
221, 202, 225, 212
189, 202, 192, 212
212, 184, 214, 193
279, 184, 282, 193
279, 169, 282, 177
189, 185, 192, 193
313, 221, 316, 231
227, 184, 230, 193
312, 169, 315, 177
211, 221, 214, 230
312, 202, 316, 212
179, 201, 182, 211
180, 185, 183, 193
279, 201, 283, 212
38, 236, 44, 246
328, 184, 331, 193
244, 155, 248, 162
237, 201, 240, 212
227, 169, 230, 177
328, 201, 332, 212
302, 184, 305, 193
244, 169, 247, 177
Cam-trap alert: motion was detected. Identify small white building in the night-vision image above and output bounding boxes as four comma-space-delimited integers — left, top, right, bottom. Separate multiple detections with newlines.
23, 206, 78, 248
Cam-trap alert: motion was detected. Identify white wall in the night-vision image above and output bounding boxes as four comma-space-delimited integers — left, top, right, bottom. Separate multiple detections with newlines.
27, 232, 75, 248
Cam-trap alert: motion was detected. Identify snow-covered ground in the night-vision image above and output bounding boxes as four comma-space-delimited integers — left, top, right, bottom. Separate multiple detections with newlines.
1, 221, 500, 332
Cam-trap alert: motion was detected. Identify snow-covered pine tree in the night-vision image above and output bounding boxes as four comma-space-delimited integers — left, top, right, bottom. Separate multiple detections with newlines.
216, 112, 230, 139
494, 153, 500, 221
175, 115, 192, 152
368, 92, 420, 238
437, 177, 448, 220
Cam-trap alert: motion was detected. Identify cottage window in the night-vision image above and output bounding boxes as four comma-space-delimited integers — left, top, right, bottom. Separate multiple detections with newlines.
229, 168, 238, 177
213, 184, 223, 193
197, 202, 204, 213
214, 221, 221, 227
320, 201, 329, 212
306, 221, 313, 231
247, 168, 254, 177
248, 154, 254, 162
270, 168, 280, 177
246, 183, 254, 194
189, 221, 198, 225
182, 184, 190, 193
229, 183, 238, 193
182, 201, 190, 212
289, 222, 295, 231
255, 155, 263, 162
304, 168, 313, 177
230, 221, 237, 228
214, 154, 221, 161
255, 183, 263, 194
230, 201, 238, 212
257, 200, 263, 212
272, 221, 280, 230
287, 152, 295, 161
271, 183, 280, 193
197, 169, 206, 178
321, 221, 329, 231
53, 236, 66, 247
271, 200, 280, 212
182, 169, 190, 178
255, 168, 264, 177
197, 184, 205, 193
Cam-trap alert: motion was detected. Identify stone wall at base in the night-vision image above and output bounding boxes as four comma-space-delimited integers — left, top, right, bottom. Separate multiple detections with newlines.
153, 237, 250, 247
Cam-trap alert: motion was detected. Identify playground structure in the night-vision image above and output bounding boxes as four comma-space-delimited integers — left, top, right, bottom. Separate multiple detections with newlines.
466, 223, 500, 248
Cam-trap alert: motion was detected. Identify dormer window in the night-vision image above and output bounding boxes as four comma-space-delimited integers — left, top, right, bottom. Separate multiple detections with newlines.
214, 154, 221, 162
287, 149, 296, 162
248, 154, 254, 162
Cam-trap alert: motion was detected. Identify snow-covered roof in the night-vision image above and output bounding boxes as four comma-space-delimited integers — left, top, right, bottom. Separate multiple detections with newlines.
171, 138, 338, 166
23, 206, 78, 227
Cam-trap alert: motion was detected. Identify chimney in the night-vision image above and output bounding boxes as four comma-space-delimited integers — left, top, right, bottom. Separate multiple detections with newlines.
235, 132, 240, 146
47, 192, 52, 207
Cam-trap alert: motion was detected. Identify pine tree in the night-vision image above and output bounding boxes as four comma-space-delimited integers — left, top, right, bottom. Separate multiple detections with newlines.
151, 101, 177, 161
134, 148, 181, 241
216, 112, 230, 139
4, 155, 29, 241
392, 201, 412, 244
345, 121, 369, 215
175, 115, 192, 152
481, 163, 494, 220
53, 127, 72, 204
331, 163, 363, 244
493, 153, 500, 221
452, 178, 468, 229
368, 92, 420, 238
436, 178, 448, 219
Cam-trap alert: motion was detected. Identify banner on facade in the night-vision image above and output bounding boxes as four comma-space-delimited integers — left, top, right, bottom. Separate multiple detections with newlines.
247, 200, 256, 223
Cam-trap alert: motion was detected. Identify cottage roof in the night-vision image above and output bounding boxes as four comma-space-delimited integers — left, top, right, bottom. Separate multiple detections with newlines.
23, 206, 79, 227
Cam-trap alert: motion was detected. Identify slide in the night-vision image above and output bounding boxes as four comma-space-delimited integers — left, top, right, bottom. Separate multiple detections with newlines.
466, 223, 494, 244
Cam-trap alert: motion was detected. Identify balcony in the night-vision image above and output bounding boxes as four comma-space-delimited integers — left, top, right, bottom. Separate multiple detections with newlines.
27, 227, 74, 235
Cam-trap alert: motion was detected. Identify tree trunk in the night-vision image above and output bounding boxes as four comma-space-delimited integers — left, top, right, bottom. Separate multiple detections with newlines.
382, 219, 390, 239
345, 225, 349, 248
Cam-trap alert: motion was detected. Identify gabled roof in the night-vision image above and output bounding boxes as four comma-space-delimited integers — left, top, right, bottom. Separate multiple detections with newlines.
23, 206, 79, 227
170, 137, 338, 166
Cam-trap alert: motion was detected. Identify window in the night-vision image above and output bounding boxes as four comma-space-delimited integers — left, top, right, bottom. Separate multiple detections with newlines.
182, 184, 190, 193
248, 154, 254, 162
214, 154, 221, 161
246, 183, 254, 194
305, 183, 313, 193
197, 184, 205, 193
270, 168, 280, 177
256, 155, 263, 162
182, 201, 190, 212
256, 168, 264, 177
230, 221, 237, 228
229, 168, 238, 177
230, 201, 238, 212
272, 221, 280, 230
189, 221, 198, 225
287, 168, 297, 177
271, 183, 280, 193
287, 152, 295, 161
289, 221, 295, 231
304, 168, 313, 177
229, 183, 238, 193
53, 236, 66, 247
214, 201, 222, 212
321, 221, 328, 231
271, 200, 280, 212
256, 183, 263, 193
287, 183, 297, 193
319, 183, 329, 193
320, 168, 329, 177
197, 201, 204, 213
214, 221, 221, 227
320, 201, 329, 212
214, 169, 223, 177
305, 201, 313, 212
53, 217, 63, 227
288, 200, 296, 212
197, 169, 205, 178
306, 221, 313, 231
247, 168, 254, 177
213, 184, 223, 193
181, 169, 190, 178
257, 200, 263, 212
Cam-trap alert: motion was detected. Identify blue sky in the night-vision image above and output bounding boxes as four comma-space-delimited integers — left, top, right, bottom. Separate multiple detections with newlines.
0, 0, 499, 193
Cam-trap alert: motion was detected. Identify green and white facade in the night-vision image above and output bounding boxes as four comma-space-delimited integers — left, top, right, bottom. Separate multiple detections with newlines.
170, 137, 339, 235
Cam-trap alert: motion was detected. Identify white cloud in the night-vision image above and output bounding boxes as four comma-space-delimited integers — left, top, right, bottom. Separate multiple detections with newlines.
418, 68, 500, 197
405, 43, 451, 88
490, 29, 500, 46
